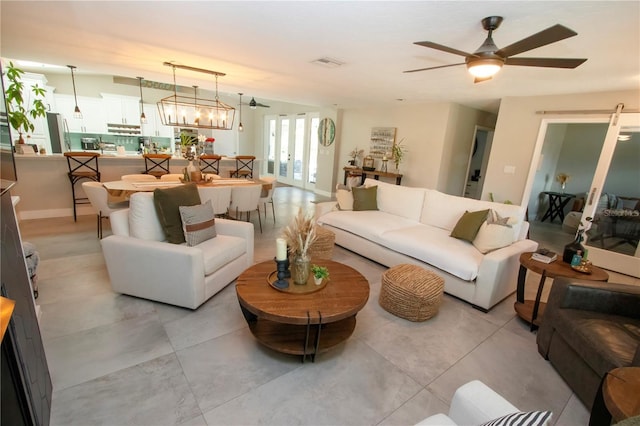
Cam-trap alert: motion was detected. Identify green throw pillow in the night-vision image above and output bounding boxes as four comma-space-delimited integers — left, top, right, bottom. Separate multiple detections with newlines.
450, 209, 489, 242
352, 185, 378, 211
154, 183, 201, 244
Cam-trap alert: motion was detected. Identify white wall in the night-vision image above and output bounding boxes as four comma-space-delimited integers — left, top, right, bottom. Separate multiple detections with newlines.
484, 89, 640, 206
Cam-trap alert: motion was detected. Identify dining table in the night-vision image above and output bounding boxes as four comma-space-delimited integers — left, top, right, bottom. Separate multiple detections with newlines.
102, 178, 270, 199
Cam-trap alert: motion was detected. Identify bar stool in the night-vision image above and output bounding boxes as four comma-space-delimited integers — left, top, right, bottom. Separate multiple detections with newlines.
142, 153, 172, 178
229, 155, 255, 178
64, 152, 101, 221
199, 154, 221, 175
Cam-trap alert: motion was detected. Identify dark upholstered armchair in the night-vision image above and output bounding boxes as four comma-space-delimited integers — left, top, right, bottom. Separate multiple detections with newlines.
536, 278, 640, 410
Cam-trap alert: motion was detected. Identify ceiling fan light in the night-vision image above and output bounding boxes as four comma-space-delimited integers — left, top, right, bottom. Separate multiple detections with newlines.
467, 59, 503, 78
249, 97, 257, 109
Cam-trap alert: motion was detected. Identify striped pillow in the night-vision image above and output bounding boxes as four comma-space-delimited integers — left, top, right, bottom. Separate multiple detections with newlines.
481, 410, 552, 426
179, 200, 217, 246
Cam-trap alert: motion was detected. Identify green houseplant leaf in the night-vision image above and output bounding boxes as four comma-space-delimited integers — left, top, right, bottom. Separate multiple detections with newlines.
4, 61, 47, 138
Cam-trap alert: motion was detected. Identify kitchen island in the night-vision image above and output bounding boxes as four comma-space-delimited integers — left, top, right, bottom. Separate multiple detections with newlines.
12, 153, 261, 220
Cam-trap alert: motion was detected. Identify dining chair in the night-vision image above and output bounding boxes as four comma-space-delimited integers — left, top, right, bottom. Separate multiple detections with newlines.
142, 153, 172, 178
198, 186, 232, 217
160, 173, 184, 181
200, 154, 222, 175
258, 176, 277, 223
64, 152, 101, 221
121, 174, 158, 182
228, 184, 262, 233
82, 181, 129, 238
229, 155, 255, 178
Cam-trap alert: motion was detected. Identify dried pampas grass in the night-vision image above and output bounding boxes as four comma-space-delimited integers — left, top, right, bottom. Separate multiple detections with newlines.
282, 208, 317, 256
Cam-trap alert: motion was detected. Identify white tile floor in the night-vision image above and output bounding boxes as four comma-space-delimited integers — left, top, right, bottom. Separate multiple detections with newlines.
21, 187, 636, 425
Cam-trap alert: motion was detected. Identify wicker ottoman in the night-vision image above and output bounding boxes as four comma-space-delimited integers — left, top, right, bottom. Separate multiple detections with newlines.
308, 226, 335, 260
379, 264, 445, 321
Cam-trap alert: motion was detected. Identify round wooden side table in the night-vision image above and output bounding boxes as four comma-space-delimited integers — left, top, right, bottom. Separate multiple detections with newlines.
515, 252, 609, 331
604, 367, 640, 423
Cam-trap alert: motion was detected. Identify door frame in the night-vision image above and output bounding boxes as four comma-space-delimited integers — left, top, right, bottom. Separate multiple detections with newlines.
462, 125, 494, 199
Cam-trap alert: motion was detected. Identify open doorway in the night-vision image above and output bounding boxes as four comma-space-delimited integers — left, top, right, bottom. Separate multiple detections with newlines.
463, 126, 493, 199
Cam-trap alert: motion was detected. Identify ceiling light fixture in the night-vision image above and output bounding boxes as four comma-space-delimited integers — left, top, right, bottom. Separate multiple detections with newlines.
617, 134, 631, 142
466, 57, 504, 78
137, 77, 147, 124
157, 62, 235, 130
249, 97, 257, 110
238, 93, 244, 132
67, 65, 82, 119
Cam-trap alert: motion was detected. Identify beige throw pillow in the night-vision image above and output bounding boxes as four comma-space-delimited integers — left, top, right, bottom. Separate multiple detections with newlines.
179, 200, 217, 246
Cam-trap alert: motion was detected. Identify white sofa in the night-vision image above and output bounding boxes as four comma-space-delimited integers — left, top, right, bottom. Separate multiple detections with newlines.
416, 380, 551, 425
101, 192, 254, 309
315, 179, 538, 311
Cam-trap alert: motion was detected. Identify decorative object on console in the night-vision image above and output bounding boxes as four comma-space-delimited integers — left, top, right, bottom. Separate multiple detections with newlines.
556, 172, 570, 193
348, 147, 364, 166
362, 155, 375, 171
391, 138, 405, 172
282, 208, 317, 285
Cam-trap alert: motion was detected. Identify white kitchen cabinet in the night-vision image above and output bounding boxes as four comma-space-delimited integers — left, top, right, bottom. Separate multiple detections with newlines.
54, 94, 106, 134
142, 103, 174, 138
102, 94, 141, 126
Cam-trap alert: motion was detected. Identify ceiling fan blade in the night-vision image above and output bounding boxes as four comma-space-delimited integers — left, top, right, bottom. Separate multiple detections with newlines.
474, 76, 493, 84
495, 24, 578, 58
505, 57, 587, 68
414, 41, 476, 58
403, 62, 465, 73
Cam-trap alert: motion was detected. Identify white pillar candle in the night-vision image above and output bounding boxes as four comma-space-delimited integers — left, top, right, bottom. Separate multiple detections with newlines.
276, 238, 287, 261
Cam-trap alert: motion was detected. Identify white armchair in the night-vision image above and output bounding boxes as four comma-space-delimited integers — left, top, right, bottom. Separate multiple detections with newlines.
416, 380, 551, 426
101, 192, 254, 309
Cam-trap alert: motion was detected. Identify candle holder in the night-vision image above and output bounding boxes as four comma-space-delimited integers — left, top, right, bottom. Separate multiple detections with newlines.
273, 257, 291, 289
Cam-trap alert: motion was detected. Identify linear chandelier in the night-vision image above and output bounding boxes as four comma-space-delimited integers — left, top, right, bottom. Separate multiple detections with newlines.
157, 62, 235, 130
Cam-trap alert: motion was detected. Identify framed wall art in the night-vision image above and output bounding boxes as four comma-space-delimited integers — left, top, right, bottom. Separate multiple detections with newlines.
369, 127, 396, 158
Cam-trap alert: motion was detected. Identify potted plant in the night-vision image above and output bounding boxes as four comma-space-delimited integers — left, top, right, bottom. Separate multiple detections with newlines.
311, 264, 329, 285
391, 138, 406, 172
3, 61, 47, 144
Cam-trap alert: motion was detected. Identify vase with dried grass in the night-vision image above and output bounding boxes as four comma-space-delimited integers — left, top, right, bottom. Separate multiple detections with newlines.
282, 208, 317, 284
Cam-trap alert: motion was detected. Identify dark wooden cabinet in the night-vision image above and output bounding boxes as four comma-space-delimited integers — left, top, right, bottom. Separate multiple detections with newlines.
1, 193, 52, 426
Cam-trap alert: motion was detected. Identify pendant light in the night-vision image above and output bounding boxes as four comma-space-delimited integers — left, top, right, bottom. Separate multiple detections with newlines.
67, 65, 82, 119
238, 93, 244, 132
157, 62, 235, 130
137, 77, 147, 124
249, 97, 257, 109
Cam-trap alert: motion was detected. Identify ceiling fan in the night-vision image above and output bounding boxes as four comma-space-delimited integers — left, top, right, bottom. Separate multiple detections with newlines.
241, 97, 270, 108
404, 16, 587, 83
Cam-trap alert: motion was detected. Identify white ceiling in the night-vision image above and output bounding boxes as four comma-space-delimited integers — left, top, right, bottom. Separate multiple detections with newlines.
2, 1, 639, 113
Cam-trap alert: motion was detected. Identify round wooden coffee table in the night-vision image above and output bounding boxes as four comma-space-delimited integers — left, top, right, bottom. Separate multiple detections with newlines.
515, 252, 609, 331
236, 259, 369, 362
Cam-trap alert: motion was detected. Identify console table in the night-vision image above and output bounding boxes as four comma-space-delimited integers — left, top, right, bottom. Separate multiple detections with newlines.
343, 167, 403, 186
540, 191, 576, 224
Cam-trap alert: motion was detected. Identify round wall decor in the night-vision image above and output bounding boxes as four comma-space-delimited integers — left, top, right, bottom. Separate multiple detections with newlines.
318, 118, 336, 146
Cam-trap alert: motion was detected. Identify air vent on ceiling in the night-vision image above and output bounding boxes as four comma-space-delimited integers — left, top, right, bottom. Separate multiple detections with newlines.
311, 57, 345, 68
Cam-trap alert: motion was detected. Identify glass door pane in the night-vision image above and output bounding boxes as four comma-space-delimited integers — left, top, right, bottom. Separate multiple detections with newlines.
583, 113, 640, 277
278, 118, 290, 180
293, 117, 305, 183
308, 117, 320, 185
266, 118, 276, 175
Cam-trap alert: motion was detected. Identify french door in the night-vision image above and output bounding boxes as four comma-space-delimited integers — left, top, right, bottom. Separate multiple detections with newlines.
263, 113, 319, 190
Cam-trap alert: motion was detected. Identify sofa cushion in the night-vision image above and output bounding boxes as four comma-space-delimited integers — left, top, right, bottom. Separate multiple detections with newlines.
153, 183, 201, 244
451, 209, 489, 242
473, 222, 516, 254
381, 225, 484, 281
336, 187, 354, 210
318, 210, 417, 246
420, 189, 525, 238
198, 234, 247, 276
352, 185, 378, 211
128, 192, 166, 241
554, 309, 640, 375
179, 200, 217, 246
364, 178, 426, 222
